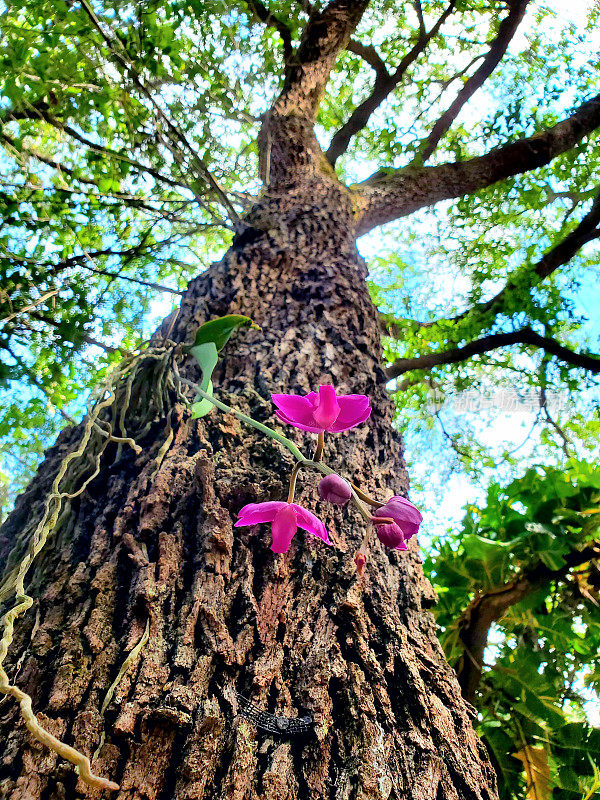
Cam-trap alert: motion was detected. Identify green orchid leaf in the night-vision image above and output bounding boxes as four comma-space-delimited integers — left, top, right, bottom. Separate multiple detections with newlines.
187, 316, 257, 418
188, 315, 259, 353
189, 341, 219, 388
188, 341, 218, 419
190, 381, 214, 419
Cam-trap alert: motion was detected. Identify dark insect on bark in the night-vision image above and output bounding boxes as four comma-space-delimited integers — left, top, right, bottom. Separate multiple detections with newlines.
236, 693, 314, 736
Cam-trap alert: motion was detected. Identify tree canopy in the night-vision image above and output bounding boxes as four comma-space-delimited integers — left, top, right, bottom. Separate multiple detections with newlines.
1, 0, 600, 797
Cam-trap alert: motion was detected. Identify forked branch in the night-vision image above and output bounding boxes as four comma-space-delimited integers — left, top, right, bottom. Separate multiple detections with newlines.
280, 0, 370, 117
456, 544, 599, 701
260, 0, 370, 184
326, 0, 456, 164
346, 40, 390, 79
462, 188, 600, 321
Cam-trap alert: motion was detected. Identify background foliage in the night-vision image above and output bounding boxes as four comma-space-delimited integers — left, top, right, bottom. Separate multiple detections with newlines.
425, 460, 600, 798
1, 0, 599, 797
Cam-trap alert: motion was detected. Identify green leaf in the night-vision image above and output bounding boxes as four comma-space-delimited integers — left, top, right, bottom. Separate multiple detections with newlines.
187, 316, 259, 417
190, 380, 214, 419
188, 341, 218, 419
188, 314, 259, 353
538, 550, 567, 570
189, 341, 219, 387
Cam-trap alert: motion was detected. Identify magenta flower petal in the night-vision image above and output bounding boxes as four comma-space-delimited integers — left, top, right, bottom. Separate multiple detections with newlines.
234, 501, 287, 526
328, 401, 372, 432
271, 505, 298, 553
235, 501, 330, 553
337, 394, 370, 419
290, 504, 331, 544
271, 394, 315, 426
312, 385, 341, 429
275, 410, 323, 433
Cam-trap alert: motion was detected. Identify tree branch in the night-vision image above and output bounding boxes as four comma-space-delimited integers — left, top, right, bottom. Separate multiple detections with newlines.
421, 0, 531, 162
244, 0, 293, 62
2, 101, 166, 187
380, 188, 600, 332
385, 327, 600, 379
42, 236, 187, 294
356, 92, 600, 234
20, 313, 130, 356
0, 124, 189, 194
73, 264, 185, 296
413, 0, 426, 40
0, 131, 95, 187
0, 98, 54, 127
456, 544, 600, 702
43, 232, 187, 279
76, 0, 238, 220
467, 189, 600, 320
345, 40, 389, 79
326, 0, 456, 165
4, 346, 76, 424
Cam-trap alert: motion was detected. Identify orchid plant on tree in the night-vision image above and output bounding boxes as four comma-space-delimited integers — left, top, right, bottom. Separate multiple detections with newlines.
183, 316, 422, 570
0, 314, 423, 797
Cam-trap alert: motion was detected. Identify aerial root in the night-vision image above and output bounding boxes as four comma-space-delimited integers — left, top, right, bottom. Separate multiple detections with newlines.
0, 345, 177, 791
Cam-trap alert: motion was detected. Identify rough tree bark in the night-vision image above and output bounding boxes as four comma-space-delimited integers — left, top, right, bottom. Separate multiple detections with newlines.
0, 2, 500, 797
0, 184, 498, 800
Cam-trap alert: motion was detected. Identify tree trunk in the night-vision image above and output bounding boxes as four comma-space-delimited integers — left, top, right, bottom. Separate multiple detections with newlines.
0, 176, 497, 799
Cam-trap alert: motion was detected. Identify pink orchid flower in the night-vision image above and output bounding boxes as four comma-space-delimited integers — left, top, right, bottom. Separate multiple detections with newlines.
271, 385, 371, 433
234, 501, 332, 553
373, 496, 423, 550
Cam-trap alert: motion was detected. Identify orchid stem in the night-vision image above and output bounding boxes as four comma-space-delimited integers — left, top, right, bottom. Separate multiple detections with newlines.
286, 458, 373, 522
287, 462, 303, 503
178, 377, 306, 462
351, 483, 384, 508
350, 493, 375, 523
313, 432, 324, 462
177, 373, 373, 524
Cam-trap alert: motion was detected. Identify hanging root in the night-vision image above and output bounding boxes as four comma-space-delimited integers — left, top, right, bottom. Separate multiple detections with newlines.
150, 411, 175, 480
92, 615, 151, 766
0, 665, 120, 792
94, 419, 143, 455
0, 344, 178, 791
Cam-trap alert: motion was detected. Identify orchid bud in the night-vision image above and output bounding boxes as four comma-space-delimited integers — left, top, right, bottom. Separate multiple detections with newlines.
375, 522, 407, 550
354, 552, 367, 575
375, 496, 422, 541
318, 474, 352, 506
